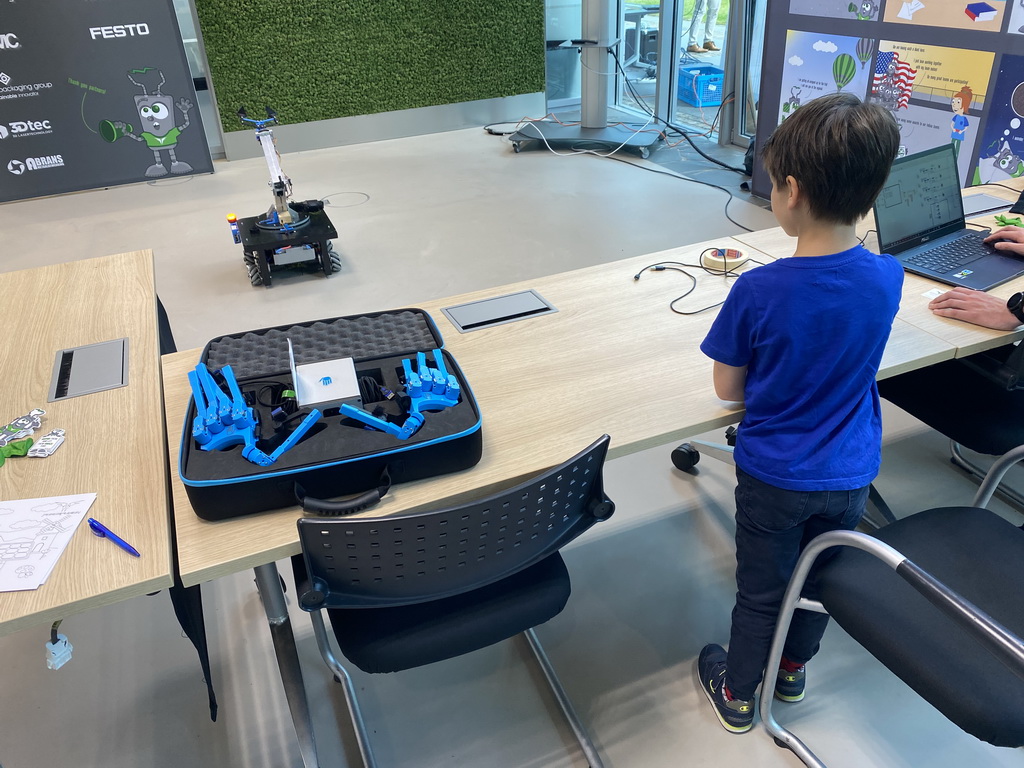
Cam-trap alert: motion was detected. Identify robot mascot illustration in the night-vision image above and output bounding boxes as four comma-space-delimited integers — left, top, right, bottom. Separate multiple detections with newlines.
102, 67, 194, 178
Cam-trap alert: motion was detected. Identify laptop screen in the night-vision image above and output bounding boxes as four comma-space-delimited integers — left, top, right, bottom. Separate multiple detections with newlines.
873, 144, 965, 254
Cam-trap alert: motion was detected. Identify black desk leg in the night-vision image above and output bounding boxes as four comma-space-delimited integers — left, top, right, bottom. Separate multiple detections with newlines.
254, 562, 319, 768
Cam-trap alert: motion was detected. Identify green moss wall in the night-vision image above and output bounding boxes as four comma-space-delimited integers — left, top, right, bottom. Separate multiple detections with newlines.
195, 0, 547, 133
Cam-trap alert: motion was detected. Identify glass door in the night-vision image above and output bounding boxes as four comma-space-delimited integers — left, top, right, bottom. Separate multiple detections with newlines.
610, 0, 770, 150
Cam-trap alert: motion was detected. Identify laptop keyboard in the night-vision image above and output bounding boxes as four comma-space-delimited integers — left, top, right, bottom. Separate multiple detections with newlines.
904, 233, 989, 274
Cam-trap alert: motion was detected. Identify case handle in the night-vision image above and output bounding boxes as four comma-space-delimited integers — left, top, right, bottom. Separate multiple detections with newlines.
294, 468, 392, 516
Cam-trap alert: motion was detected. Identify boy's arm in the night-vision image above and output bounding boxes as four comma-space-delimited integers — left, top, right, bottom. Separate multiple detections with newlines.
712, 361, 747, 402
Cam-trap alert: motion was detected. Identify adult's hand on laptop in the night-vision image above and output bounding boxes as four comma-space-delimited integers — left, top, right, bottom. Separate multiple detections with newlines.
984, 225, 1024, 257
928, 286, 1022, 330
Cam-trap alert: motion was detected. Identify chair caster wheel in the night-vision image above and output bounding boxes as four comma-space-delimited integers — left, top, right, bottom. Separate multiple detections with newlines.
671, 443, 700, 471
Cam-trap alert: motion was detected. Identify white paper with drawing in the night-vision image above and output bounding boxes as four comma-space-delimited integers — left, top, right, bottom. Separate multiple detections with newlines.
0, 493, 96, 592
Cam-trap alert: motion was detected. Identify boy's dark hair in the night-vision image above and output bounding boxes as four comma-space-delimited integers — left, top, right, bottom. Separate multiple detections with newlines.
761, 93, 900, 225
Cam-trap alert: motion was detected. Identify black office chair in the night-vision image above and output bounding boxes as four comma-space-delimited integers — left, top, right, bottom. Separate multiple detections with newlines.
294, 435, 616, 768
759, 445, 1024, 767
878, 342, 1024, 509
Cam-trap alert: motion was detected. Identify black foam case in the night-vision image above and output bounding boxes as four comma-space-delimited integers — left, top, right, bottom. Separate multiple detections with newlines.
178, 309, 483, 520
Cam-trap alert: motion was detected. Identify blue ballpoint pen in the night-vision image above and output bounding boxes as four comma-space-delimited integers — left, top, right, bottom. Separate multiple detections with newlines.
88, 518, 141, 557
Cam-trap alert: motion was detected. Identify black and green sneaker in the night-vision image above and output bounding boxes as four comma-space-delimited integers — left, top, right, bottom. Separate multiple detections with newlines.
774, 663, 806, 704
697, 644, 754, 733
775, 661, 806, 702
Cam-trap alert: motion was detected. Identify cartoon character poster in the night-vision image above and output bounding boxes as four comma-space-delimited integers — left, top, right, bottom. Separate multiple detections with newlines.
1010, 0, 1024, 34
787, 0, 881, 20
777, 30, 873, 123
973, 54, 1024, 184
869, 41, 994, 181
884, 0, 1007, 31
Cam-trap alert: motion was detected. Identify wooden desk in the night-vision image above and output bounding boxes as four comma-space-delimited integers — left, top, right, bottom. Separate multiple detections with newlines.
162, 235, 958, 768
733, 181, 1024, 359
165, 237, 954, 587
0, 251, 172, 636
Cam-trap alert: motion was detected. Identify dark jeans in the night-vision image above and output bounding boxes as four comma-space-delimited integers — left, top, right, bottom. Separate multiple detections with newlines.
724, 467, 869, 700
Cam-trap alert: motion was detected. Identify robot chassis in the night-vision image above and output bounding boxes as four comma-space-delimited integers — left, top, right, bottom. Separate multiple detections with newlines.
230, 107, 342, 287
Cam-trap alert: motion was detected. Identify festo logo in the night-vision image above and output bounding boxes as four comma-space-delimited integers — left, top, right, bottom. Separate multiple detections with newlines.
0, 34, 20, 50
89, 23, 149, 39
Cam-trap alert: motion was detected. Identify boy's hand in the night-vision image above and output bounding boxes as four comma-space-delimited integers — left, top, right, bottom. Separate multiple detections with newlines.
928, 286, 1021, 330
983, 225, 1024, 257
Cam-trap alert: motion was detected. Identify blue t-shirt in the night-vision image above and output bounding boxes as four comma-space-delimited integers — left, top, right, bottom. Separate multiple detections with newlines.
700, 245, 903, 491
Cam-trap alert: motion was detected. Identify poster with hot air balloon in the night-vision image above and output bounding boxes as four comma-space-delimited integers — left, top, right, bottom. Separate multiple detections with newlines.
777, 30, 872, 123
833, 53, 857, 90
856, 38, 875, 70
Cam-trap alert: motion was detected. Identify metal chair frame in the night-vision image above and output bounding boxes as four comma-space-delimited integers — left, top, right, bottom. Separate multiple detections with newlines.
760, 445, 1024, 767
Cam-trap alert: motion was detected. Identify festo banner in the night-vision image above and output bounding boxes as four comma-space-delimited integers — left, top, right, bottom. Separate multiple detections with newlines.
0, 0, 212, 203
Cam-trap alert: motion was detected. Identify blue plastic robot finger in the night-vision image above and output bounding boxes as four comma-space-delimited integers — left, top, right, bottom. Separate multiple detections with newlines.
414, 351, 446, 395
444, 375, 461, 401
220, 365, 255, 428
196, 365, 232, 428
340, 403, 404, 438
431, 348, 449, 379
416, 351, 430, 385
393, 415, 421, 438
187, 369, 213, 444
267, 409, 322, 461
430, 368, 446, 395
191, 366, 227, 435
402, 358, 422, 397
242, 444, 274, 466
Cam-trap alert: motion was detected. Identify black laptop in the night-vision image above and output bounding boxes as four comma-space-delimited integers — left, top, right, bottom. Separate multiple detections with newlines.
873, 144, 1024, 291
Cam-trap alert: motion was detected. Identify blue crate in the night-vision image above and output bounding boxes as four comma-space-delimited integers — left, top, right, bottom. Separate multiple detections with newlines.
678, 64, 724, 107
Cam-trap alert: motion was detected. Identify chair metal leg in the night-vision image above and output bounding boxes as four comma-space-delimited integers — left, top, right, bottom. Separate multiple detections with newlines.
686, 438, 736, 466
953, 441, 1024, 511
861, 483, 898, 530
760, 531, 908, 767
309, 610, 378, 768
970, 443, 1024, 509
254, 563, 320, 768
522, 628, 605, 768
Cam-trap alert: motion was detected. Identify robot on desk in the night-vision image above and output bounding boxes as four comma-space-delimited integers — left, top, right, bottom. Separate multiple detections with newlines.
228, 107, 342, 287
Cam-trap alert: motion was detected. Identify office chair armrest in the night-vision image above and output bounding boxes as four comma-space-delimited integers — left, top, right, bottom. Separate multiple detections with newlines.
896, 558, 1024, 682
959, 342, 1024, 391
803, 530, 1024, 683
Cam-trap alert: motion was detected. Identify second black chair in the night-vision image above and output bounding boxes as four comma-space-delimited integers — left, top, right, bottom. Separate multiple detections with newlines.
295, 435, 616, 768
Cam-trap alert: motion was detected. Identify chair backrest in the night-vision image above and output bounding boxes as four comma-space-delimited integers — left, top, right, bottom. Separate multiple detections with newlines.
297, 435, 614, 610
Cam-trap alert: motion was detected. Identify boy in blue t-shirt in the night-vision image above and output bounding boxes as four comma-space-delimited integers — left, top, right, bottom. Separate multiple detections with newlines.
697, 93, 902, 733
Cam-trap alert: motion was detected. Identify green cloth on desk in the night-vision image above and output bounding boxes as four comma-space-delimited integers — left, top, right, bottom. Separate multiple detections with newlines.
0, 438, 33, 467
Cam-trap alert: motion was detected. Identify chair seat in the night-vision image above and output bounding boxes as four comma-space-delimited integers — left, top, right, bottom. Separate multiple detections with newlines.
328, 553, 570, 674
817, 507, 1024, 747
878, 356, 1024, 455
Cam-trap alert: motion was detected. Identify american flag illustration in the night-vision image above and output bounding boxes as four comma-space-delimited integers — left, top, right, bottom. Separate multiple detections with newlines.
873, 51, 917, 108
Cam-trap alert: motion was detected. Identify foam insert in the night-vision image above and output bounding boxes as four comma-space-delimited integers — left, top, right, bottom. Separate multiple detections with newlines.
182, 310, 480, 483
